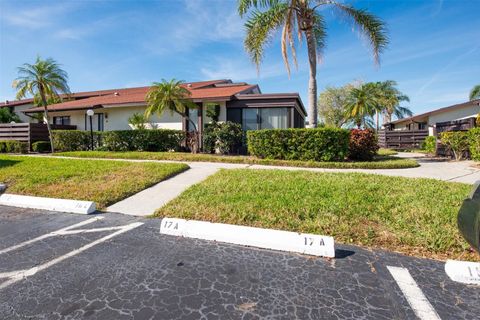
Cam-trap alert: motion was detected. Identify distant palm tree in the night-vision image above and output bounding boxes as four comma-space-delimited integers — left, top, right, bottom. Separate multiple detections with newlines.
145, 79, 199, 152
372, 80, 411, 129
238, 0, 388, 128
345, 83, 379, 128
13, 57, 70, 153
470, 85, 480, 101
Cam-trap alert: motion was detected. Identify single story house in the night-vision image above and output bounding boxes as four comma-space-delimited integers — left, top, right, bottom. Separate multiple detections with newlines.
1, 80, 305, 139
384, 99, 480, 135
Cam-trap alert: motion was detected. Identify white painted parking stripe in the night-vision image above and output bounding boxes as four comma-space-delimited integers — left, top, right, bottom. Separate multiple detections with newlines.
0, 217, 104, 255
387, 266, 441, 320
0, 221, 143, 290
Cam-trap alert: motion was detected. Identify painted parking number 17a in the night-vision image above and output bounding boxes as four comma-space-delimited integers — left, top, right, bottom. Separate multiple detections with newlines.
304, 237, 325, 246
164, 220, 179, 230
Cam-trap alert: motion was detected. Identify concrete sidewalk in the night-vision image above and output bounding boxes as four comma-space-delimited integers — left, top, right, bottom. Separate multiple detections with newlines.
249, 153, 480, 184
107, 162, 248, 216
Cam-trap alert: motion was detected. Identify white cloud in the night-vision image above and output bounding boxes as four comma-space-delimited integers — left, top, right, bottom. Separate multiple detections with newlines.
200, 57, 287, 81
142, 0, 245, 54
1, 2, 76, 29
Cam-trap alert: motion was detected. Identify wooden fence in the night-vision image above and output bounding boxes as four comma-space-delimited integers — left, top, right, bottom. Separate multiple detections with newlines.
378, 129, 429, 149
0, 123, 76, 150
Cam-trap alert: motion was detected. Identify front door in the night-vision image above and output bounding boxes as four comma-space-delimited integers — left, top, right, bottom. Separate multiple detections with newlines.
84, 113, 104, 131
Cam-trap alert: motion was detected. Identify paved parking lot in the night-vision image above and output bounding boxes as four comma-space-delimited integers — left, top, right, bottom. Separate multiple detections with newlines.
0, 206, 479, 319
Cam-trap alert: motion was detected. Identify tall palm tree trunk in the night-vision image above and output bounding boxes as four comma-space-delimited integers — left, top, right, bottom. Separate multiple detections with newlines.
376, 110, 379, 132
305, 29, 317, 128
39, 88, 55, 153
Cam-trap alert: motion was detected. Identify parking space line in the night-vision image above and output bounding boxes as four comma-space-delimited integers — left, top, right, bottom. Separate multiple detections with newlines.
0, 217, 104, 255
0, 222, 143, 290
387, 266, 441, 320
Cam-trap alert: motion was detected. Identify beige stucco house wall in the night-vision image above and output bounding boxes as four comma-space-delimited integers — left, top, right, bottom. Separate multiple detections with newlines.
39, 101, 228, 131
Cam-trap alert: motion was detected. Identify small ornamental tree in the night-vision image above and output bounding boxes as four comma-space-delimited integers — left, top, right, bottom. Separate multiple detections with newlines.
348, 129, 379, 161
440, 131, 470, 161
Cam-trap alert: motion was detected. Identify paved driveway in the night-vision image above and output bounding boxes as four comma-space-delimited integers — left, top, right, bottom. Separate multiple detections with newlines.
1, 207, 479, 319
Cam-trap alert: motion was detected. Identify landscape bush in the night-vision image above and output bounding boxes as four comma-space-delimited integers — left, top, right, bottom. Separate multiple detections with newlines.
203, 121, 243, 154
469, 128, 480, 161
53, 130, 102, 152
247, 128, 350, 161
348, 129, 379, 161
440, 131, 470, 160
102, 129, 184, 152
32, 141, 51, 153
422, 136, 436, 154
0, 140, 28, 153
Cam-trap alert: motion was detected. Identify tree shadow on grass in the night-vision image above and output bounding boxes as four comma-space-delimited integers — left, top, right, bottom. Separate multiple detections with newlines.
0, 159, 21, 169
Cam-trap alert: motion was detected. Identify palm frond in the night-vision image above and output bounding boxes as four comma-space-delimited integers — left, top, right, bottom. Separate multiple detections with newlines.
238, 0, 281, 17
331, 3, 389, 65
470, 85, 480, 101
313, 12, 327, 60
244, 3, 289, 70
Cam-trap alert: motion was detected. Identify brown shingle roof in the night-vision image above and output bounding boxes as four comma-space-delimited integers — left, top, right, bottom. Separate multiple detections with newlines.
23, 80, 258, 113
386, 99, 480, 125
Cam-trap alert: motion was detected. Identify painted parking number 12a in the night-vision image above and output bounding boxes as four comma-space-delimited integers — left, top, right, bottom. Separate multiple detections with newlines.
304, 237, 325, 246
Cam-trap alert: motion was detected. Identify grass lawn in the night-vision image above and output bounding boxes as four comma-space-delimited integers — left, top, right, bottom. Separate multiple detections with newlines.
0, 155, 188, 209
55, 151, 419, 169
377, 148, 398, 156
154, 169, 475, 261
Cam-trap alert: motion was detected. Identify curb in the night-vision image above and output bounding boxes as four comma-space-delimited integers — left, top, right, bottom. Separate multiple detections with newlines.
0, 194, 96, 214
160, 217, 335, 257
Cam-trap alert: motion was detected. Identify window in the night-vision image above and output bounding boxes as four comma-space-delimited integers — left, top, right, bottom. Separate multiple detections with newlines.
418, 122, 427, 130
53, 116, 70, 125
188, 108, 198, 132
242, 108, 288, 130
84, 113, 104, 131
242, 108, 258, 130
259, 108, 288, 129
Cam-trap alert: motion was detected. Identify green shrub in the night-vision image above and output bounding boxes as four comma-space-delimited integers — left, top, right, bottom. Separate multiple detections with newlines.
32, 141, 51, 153
440, 131, 470, 160
203, 121, 243, 154
53, 130, 102, 152
247, 128, 350, 161
469, 128, 480, 161
102, 129, 184, 152
0, 140, 28, 153
422, 136, 436, 154
348, 129, 379, 161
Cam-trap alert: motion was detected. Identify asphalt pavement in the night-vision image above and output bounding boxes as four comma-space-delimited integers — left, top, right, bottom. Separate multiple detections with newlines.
0, 206, 479, 319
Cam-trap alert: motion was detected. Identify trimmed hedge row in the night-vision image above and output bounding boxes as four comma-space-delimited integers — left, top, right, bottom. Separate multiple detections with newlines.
102, 130, 184, 152
53, 130, 102, 152
247, 128, 350, 161
32, 141, 51, 153
52, 129, 185, 152
0, 140, 28, 153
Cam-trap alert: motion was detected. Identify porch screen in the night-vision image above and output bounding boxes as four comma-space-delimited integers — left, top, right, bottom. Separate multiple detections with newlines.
242, 108, 288, 130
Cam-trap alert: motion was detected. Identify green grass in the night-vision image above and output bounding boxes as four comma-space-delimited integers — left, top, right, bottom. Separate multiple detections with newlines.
0, 155, 188, 209
55, 151, 419, 169
154, 169, 475, 261
377, 148, 398, 156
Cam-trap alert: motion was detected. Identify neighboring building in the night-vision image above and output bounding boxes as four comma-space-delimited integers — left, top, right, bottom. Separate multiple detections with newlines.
1, 80, 305, 136
384, 99, 480, 135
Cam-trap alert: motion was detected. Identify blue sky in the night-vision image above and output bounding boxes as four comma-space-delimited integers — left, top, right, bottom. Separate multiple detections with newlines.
0, 0, 479, 118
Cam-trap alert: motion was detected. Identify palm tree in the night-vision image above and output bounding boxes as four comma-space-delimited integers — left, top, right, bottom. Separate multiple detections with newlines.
372, 80, 411, 129
145, 79, 200, 153
470, 85, 480, 101
345, 83, 378, 128
12, 57, 70, 153
238, 0, 388, 128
